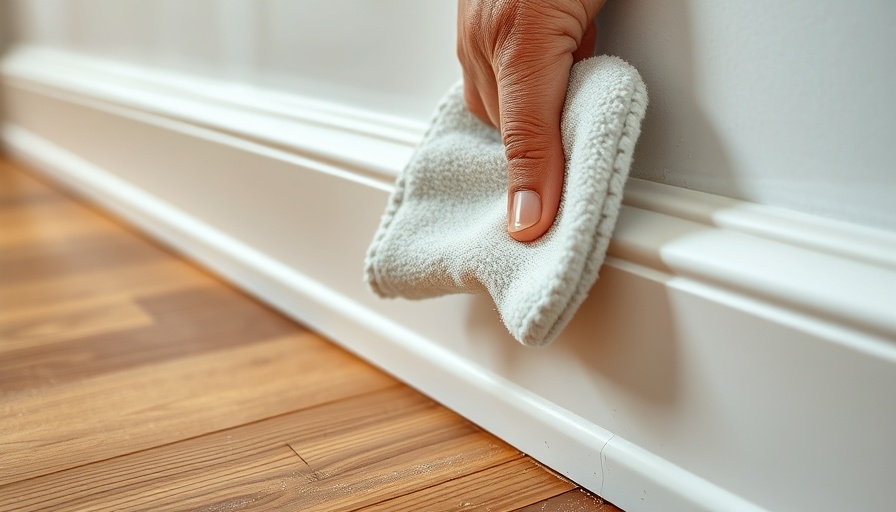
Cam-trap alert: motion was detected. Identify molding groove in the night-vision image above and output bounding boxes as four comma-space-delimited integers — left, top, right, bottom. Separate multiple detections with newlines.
4, 45, 895, 512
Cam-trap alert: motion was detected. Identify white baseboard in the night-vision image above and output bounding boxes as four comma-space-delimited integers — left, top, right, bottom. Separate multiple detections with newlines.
4, 46, 896, 512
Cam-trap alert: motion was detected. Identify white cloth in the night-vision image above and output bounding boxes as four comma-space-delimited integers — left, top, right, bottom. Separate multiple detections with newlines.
365, 56, 648, 346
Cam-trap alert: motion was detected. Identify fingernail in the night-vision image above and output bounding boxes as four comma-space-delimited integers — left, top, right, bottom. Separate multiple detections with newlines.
508, 190, 541, 233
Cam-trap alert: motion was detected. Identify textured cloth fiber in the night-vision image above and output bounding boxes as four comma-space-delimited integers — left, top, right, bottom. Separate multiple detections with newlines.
365, 56, 648, 346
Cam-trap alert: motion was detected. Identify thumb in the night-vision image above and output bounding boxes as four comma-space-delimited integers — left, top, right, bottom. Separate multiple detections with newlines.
499, 53, 573, 242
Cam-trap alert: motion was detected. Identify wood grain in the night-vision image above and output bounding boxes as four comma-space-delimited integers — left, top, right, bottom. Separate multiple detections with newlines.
0, 295, 153, 352
513, 489, 624, 511
357, 458, 576, 512
0, 387, 514, 511
0, 231, 169, 285
0, 259, 218, 313
0, 334, 397, 485
0, 199, 117, 246
0, 286, 303, 392
0, 158, 616, 511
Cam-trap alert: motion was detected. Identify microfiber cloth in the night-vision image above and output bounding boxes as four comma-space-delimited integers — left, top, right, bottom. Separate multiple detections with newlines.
365, 56, 648, 346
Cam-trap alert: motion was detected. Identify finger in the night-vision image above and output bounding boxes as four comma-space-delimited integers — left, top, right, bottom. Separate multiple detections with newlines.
574, 0, 606, 62
457, 0, 499, 128
498, 50, 574, 242
572, 21, 597, 63
473, 64, 502, 129
463, 75, 493, 127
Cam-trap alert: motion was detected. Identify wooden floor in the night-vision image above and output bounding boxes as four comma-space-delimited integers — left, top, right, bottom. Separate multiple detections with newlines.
0, 158, 621, 511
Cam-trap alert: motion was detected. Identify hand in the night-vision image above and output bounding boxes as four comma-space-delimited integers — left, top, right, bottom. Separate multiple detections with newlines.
457, 0, 605, 242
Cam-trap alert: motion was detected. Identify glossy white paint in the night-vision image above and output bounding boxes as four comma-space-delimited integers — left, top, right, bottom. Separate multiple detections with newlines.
3, 47, 896, 511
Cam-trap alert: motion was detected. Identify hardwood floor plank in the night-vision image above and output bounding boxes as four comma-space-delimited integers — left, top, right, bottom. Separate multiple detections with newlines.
2, 388, 423, 511
513, 489, 623, 512
4, 444, 305, 512
0, 334, 397, 485
0, 232, 170, 286
0, 387, 516, 512
291, 434, 518, 512
0, 286, 303, 392
0, 259, 218, 314
0, 160, 58, 205
355, 457, 575, 512
0, 295, 154, 352
0, 199, 117, 247
285, 396, 479, 478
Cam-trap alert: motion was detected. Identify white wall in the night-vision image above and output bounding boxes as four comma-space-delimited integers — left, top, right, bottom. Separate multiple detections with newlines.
9, 0, 461, 121
8, 0, 895, 231
601, 1, 896, 232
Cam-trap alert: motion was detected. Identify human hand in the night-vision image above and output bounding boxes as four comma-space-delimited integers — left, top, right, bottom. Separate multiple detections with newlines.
457, 0, 605, 242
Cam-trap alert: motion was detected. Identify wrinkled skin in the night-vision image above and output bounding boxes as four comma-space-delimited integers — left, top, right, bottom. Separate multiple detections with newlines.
457, 0, 606, 242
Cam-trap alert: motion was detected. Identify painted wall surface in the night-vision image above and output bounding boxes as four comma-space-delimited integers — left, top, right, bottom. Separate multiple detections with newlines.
7, 0, 896, 230
600, 1, 896, 232
8, 0, 461, 121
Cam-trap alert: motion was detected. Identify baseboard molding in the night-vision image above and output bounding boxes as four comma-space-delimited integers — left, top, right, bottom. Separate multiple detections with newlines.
3, 46, 896, 512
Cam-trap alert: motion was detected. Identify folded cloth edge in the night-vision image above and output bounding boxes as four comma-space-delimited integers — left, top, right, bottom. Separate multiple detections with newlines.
363, 77, 461, 300
532, 57, 648, 345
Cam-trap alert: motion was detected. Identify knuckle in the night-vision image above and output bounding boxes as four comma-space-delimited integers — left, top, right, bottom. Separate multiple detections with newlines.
507, 161, 546, 189
464, 0, 524, 56
502, 118, 550, 148
501, 118, 564, 186
503, 123, 553, 163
